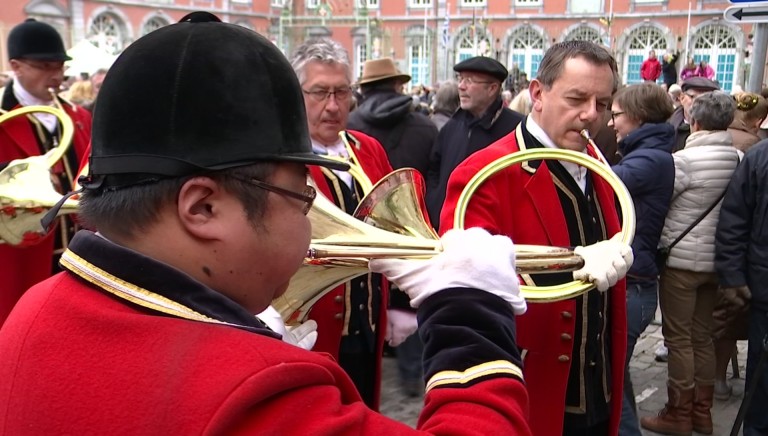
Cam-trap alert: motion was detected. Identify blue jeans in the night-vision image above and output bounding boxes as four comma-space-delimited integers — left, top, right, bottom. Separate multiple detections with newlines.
619, 279, 659, 436
744, 308, 768, 435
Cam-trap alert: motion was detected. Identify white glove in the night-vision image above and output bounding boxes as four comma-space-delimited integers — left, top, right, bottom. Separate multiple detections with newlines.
385, 309, 418, 347
256, 305, 318, 350
572, 234, 634, 292
370, 228, 526, 315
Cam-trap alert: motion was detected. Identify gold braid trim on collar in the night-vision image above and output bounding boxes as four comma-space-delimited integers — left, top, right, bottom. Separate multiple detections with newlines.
60, 249, 245, 328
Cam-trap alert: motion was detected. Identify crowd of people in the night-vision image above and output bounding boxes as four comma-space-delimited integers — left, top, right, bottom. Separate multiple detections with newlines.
1, 11, 768, 436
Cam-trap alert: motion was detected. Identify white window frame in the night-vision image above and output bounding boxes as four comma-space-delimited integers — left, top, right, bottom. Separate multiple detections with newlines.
307, 0, 320, 9
355, 43, 368, 80
270, 0, 285, 6
409, 0, 433, 8
514, 0, 542, 6
357, 0, 379, 9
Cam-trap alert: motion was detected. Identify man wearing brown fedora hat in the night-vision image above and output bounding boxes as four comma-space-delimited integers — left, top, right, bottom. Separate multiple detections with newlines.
347, 58, 437, 178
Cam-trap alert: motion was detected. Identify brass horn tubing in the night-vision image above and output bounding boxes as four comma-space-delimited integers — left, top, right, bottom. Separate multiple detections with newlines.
307, 244, 584, 274
453, 147, 636, 302
0, 106, 74, 169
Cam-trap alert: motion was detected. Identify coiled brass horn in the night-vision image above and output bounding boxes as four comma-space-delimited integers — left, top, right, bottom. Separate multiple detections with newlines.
273, 164, 605, 323
452, 143, 636, 301
0, 105, 76, 246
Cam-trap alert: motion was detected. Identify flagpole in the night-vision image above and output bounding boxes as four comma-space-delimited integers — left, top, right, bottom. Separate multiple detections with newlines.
423, 7, 428, 86
684, 1, 692, 62
472, 8, 477, 56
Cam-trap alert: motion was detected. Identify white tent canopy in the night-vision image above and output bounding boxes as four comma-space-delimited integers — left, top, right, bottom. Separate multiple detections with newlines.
65, 40, 116, 77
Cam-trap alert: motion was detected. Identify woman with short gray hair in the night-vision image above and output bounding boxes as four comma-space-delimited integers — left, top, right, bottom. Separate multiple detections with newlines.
642, 91, 742, 435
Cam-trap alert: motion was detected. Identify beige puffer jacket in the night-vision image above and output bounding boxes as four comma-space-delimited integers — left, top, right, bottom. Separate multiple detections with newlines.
660, 130, 741, 272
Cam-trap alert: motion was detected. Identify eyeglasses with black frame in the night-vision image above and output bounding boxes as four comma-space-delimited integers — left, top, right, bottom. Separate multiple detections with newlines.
302, 87, 353, 103
610, 111, 625, 123
455, 74, 493, 86
227, 175, 317, 215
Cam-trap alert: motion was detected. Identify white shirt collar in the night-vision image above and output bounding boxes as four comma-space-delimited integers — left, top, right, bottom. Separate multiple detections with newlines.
13, 79, 58, 133
526, 116, 588, 193
311, 137, 352, 187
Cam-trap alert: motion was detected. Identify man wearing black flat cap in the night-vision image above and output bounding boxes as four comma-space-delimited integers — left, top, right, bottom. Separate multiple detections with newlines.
669, 76, 719, 152
0, 11, 533, 434
425, 56, 524, 228
0, 18, 92, 327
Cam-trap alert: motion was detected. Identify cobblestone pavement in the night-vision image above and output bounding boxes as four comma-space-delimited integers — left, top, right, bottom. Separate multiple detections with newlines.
380, 312, 749, 434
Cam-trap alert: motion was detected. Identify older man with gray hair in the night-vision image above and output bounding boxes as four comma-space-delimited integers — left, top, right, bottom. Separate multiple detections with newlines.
289, 38, 418, 409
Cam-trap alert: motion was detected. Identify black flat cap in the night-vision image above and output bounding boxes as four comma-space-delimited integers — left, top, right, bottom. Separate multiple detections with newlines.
453, 56, 508, 82
8, 19, 71, 61
681, 77, 719, 93
85, 11, 347, 191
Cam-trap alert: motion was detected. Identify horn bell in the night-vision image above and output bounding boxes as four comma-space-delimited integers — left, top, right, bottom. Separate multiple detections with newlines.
0, 106, 76, 246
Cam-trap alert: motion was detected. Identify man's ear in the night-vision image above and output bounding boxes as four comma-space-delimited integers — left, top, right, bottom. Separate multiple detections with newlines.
529, 79, 544, 112
176, 177, 227, 241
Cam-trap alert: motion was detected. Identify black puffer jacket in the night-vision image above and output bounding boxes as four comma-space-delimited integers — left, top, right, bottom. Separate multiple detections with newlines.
716, 139, 768, 311
347, 90, 437, 176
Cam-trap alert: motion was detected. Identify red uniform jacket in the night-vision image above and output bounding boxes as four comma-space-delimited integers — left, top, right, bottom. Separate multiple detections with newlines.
0, 96, 91, 326
440, 125, 627, 435
307, 130, 394, 410
0, 231, 532, 435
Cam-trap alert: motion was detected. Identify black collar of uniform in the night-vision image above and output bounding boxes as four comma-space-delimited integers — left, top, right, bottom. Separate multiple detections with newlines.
63, 230, 277, 336
2, 80, 19, 111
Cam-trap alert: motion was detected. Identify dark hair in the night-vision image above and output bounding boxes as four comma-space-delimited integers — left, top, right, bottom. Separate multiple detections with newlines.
79, 163, 275, 239
536, 40, 619, 93
689, 91, 735, 131
613, 83, 674, 124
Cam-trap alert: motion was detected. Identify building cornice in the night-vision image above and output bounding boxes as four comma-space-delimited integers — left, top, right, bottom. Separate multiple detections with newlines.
86, 0, 270, 19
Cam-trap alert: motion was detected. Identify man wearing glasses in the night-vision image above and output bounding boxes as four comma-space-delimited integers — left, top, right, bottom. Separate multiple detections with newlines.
669, 76, 719, 152
290, 38, 417, 410
426, 56, 524, 229
0, 13, 532, 434
0, 19, 92, 327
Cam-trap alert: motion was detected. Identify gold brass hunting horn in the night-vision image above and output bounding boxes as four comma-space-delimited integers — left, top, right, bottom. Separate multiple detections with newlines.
0, 105, 76, 246
453, 140, 636, 301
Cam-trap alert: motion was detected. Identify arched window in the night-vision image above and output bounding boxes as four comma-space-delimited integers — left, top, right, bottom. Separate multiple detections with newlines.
454, 25, 491, 64
624, 25, 666, 84
563, 25, 602, 44
87, 13, 126, 56
507, 25, 545, 80
692, 24, 738, 92
141, 16, 169, 36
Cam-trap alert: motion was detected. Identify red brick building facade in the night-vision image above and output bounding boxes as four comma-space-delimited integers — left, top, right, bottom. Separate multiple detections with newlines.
0, 0, 757, 92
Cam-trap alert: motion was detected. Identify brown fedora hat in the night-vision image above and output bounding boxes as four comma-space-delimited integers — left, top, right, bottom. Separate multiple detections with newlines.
357, 58, 411, 85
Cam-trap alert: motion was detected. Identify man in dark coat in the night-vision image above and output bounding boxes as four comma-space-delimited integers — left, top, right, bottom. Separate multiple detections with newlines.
715, 138, 768, 436
425, 56, 524, 229
347, 58, 437, 177
661, 50, 680, 89
668, 77, 719, 152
